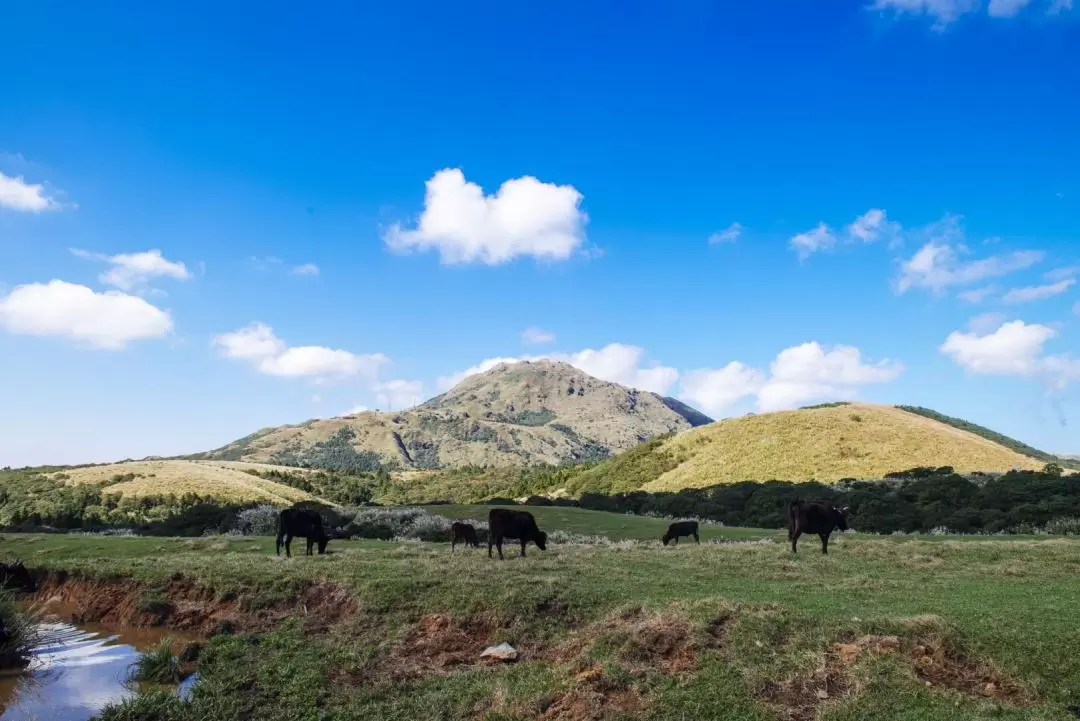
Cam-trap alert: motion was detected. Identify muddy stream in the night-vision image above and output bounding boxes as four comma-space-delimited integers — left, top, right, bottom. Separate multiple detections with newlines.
0, 619, 198, 721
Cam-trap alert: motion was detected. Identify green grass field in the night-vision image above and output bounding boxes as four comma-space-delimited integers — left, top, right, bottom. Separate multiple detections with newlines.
5, 509, 1080, 721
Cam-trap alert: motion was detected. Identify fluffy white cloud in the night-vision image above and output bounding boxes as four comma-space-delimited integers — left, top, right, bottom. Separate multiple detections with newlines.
1002, 279, 1075, 304
213, 322, 388, 381
1045, 266, 1080, 282
708, 223, 743, 245
0, 171, 62, 212
897, 242, 1043, 294
940, 320, 1056, 375
521, 326, 555, 345
72, 249, 192, 291
678, 363, 766, 416
373, 379, 425, 411
291, 263, 319, 276
437, 343, 679, 395
967, 312, 1009, 334
384, 168, 589, 265
958, 285, 998, 304
757, 343, 904, 412
846, 209, 901, 246
0, 280, 173, 349
790, 223, 837, 260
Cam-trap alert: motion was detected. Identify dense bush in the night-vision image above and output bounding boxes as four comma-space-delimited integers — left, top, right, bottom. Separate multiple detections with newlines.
341, 507, 487, 543
233, 504, 280, 536
0, 590, 33, 669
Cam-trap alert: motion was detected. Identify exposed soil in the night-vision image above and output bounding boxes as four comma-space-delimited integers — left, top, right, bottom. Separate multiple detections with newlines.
907, 639, 1030, 704
390, 613, 498, 678
27, 571, 359, 637
758, 648, 854, 721
539, 665, 644, 721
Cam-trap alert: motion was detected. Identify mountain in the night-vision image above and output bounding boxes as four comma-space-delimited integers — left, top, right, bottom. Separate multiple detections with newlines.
194, 360, 713, 470
560, 403, 1046, 495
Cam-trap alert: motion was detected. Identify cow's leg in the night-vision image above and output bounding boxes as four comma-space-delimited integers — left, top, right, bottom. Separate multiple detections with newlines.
791, 529, 800, 554
693, 531, 700, 544
496, 537, 505, 560
520, 539, 527, 557
452, 536, 457, 553
488, 535, 494, 558
306, 538, 314, 556
820, 532, 830, 555
284, 534, 293, 558
276, 532, 284, 556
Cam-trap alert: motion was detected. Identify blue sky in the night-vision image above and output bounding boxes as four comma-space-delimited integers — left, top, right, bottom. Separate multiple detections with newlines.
2, 0, 1079, 467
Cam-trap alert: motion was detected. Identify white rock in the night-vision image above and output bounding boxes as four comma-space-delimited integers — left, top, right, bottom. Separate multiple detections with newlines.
480, 643, 518, 661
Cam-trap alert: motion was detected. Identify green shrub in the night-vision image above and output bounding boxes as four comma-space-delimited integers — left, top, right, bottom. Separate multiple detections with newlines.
130, 638, 183, 684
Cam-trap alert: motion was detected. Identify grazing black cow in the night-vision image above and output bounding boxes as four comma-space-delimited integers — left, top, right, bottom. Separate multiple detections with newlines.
788, 501, 849, 555
0, 560, 35, 591
451, 522, 480, 552
662, 521, 699, 546
276, 508, 330, 558
488, 509, 547, 559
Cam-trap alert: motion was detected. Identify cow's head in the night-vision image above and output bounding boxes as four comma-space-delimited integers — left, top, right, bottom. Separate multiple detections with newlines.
317, 538, 329, 554
834, 506, 850, 531
535, 531, 548, 551
661, 533, 672, 546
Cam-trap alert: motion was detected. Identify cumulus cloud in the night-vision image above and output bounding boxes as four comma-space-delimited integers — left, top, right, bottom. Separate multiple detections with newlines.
1002, 279, 1075, 304
437, 343, 679, 395
373, 379, 426, 410
756, 343, 905, 412
678, 363, 766, 417
846, 209, 901, 246
0, 280, 173, 349
213, 322, 388, 381
521, 327, 556, 345
291, 263, 319, 276
897, 238, 1043, 294
790, 223, 837, 260
71, 249, 192, 292
0, 170, 63, 212
958, 285, 998, 304
708, 223, 743, 245
940, 320, 1056, 375
384, 168, 589, 265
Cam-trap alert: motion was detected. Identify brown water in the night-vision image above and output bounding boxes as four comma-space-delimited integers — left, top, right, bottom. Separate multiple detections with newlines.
0, 621, 198, 721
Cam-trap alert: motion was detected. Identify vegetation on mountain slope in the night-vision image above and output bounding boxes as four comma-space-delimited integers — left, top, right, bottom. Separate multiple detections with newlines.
192, 360, 712, 471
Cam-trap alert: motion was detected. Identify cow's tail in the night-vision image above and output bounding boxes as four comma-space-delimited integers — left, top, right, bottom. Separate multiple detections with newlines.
275, 512, 284, 556
788, 500, 800, 539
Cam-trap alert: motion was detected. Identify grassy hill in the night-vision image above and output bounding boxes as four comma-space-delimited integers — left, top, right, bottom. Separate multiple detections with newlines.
53, 460, 328, 505
192, 360, 712, 470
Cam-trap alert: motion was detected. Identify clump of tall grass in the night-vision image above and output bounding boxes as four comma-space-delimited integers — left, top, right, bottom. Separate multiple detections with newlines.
0, 590, 34, 669
130, 638, 183, 684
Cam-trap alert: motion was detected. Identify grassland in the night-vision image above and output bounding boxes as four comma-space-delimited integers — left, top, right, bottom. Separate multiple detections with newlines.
5, 508, 1080, 720
53, 460, 328, 505
640, 404, 1043, 492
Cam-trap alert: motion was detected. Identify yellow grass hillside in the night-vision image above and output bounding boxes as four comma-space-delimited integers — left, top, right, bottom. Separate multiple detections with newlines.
54, 460, 328, 505
640, 403, 1044, 492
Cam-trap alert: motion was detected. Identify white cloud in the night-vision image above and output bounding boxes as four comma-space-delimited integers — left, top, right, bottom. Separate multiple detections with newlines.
291, 263, 319, 276
897, 242, 1043, 294
941, 320, 1056, 375
384, 168, 589, 265
846, 209, 901, 246
521, 327, 556, 345
790, 223, 837, 260
756, 343, 904, 412
213, 322, 388, 381
679, 363, 766, 416
437, 343, 679, 395
72, 248, 191, 291
342, 405, 369, 416
708, 223, 743, 245
373, 379, 425, 410
967, 312, 1009, 334
1045, 266, 1080, 282
988, 0, 1034, 15
873, 0, 1067, 25
0, 280, 173, 349
1002, 279, 1075, 304
0, 171, 62, 212
958, 285, 998, 304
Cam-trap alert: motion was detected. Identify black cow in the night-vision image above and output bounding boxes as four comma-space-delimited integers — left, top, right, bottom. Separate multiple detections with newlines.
488, 509, 547, 559
788, 501, 849, 555
0, 560, 35, 591
662, 521, 699, 546
451, 522, 480, 552
276, 508, 330, 557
